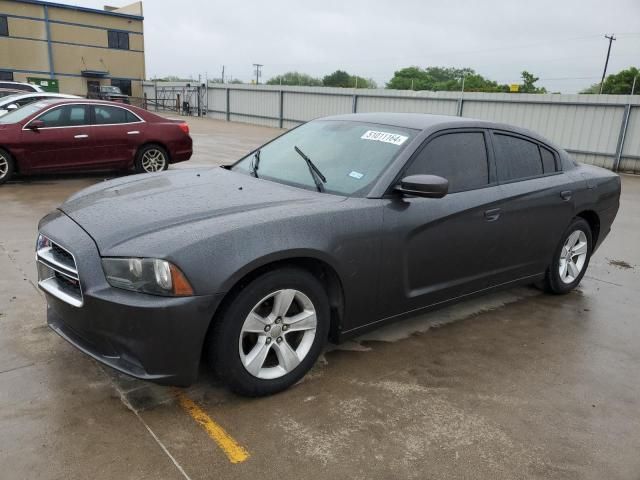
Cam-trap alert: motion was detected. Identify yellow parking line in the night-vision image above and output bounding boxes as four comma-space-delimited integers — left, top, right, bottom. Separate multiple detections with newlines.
176, 391, 250, 464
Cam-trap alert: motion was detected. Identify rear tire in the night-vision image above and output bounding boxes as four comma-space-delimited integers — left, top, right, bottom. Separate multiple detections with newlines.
208, 268, 329, 397
135, 144, 169, 173
0, 148, 15, 185
543, 217, 592, 294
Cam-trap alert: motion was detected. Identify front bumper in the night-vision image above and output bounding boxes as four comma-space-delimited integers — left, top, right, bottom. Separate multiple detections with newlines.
39, 210, 223, 386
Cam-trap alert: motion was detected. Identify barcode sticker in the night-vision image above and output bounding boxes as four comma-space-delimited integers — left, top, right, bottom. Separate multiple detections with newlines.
361, 130, 408, 145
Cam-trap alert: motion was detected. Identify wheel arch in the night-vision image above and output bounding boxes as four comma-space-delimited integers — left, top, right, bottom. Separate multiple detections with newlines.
0, 146, 18, 173
136, 141, 171, 161
576, 209, 600, 245
205, 253, 346, 348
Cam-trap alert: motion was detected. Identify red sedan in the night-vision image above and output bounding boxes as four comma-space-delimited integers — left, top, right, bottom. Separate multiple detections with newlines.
0, 99, 192, 184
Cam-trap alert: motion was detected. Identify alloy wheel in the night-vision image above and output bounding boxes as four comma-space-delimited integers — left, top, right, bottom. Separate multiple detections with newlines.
558, 230, 588, 284
0, 153, 8, 180
239, 289, 317, 379
141, 149, 166, 172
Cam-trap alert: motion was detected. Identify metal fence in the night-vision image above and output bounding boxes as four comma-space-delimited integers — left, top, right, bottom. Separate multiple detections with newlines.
143, 82, 640, 174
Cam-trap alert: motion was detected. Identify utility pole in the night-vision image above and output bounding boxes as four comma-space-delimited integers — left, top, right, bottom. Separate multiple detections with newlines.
221, 65, 225, 84
599, 34, 616, 94
253, 64, 263, 85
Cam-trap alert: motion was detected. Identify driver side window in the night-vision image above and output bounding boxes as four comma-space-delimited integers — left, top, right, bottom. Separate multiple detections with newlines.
405, 132, 490, 193
36, 105, 88, 128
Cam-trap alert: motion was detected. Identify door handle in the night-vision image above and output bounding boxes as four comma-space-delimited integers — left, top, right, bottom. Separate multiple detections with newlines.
484, 208, 501, 222
127, 130, 140, 135
560, 190, 572, 201
74, 134, 89, 139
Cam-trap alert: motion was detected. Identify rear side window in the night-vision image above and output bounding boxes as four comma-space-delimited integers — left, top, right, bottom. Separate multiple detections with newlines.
540, 146, 557, 173
93, 105, 138, 124
405, 132, 489, 193
493, 134, 543, 182
36, 105, 87, 127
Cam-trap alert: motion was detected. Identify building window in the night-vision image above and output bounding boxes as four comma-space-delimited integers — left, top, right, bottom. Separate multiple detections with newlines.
0, 15, 8, 36
108, 30, 129, 50
0, 71, 13, 81
111, 79, 132, 96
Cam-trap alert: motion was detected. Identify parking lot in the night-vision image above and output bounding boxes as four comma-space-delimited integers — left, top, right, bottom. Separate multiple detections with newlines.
1, 116, 639, 480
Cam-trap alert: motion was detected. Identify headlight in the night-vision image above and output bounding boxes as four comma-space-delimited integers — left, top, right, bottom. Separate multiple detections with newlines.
102, 258, 194, 296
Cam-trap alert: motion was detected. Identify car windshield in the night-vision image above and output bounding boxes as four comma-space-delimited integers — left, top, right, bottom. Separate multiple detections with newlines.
232, 120, 418, 196
0, 94, 23, 106
101, 86, 122, 94
0, 102, 51, 124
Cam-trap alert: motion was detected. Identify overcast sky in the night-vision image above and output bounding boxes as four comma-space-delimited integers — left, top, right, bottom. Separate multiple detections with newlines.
75, 0, 639, 93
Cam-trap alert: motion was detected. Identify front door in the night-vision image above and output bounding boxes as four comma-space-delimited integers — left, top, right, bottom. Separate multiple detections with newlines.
21, 104, 95, 172
378, 130, 506, 318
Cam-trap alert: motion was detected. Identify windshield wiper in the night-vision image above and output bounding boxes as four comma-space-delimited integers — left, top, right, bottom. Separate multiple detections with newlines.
250, 149, 261, 178
294, 146, 326, 192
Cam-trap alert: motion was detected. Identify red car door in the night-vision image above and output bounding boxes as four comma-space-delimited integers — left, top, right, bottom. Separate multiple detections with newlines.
90, 104, 145, 169
21, 104, 95, 172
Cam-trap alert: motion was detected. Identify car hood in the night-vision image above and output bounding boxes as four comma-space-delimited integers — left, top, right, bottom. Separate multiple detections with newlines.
60, 167, 343, 253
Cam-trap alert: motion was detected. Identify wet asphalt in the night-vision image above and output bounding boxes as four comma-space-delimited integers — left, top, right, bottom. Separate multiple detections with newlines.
0, 117, 639, 480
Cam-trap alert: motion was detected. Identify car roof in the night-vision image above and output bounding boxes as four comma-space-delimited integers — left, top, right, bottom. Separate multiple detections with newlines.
26, 98, 135, 107
321, 112, 555, 146
0, 92, 77, 102
0, 81, 43, 91
321, 112, 472, 130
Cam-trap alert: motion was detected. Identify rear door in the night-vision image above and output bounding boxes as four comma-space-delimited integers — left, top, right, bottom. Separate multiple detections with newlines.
490, 131, 574, 278
21, 104, 94, 171
90, 105, 144, 168
379, 130, 506, 318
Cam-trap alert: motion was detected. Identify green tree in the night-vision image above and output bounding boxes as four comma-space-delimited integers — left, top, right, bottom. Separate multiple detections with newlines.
322, 70, 352, 87
386, 66, 509, 92
581, 67, 639, 94
519, 71, 547, 93
321, 70, 376, 88
266, 71, 323, 87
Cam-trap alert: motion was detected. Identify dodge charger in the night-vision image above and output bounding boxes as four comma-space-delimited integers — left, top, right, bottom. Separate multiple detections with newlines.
36, 113, 620, 396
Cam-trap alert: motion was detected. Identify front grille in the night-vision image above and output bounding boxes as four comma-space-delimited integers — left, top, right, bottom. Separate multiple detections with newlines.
37, 235, 83, 307
51, 243, 74, 270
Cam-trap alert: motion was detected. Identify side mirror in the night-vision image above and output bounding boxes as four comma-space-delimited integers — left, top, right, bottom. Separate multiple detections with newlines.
395, 174, 449, 198
6, 104, 18, 111
28, 119, 45, 131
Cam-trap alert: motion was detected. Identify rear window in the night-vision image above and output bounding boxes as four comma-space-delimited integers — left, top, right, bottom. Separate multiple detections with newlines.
93, 105, 139, 124
493, 133, 543, 182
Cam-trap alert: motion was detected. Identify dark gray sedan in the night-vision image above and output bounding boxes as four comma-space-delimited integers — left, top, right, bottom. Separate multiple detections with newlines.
37, 113, 620, 396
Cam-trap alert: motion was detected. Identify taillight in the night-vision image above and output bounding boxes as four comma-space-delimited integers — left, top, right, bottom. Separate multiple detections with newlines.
178, 122, 189, 135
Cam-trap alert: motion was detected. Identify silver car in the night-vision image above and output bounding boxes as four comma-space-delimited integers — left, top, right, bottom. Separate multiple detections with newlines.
0, 92, 79, 117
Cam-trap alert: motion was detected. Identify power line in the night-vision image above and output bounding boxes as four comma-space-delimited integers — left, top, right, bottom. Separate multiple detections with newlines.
599, 34, 616, 93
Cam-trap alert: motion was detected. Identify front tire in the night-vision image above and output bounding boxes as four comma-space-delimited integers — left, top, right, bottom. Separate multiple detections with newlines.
208, 268, 329, 396
543, 217, 592, 294
0, 148, 15, 185
135, 144, 169, 173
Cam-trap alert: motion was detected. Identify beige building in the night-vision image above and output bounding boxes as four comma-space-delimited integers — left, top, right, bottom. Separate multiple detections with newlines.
0, 0, 145, 97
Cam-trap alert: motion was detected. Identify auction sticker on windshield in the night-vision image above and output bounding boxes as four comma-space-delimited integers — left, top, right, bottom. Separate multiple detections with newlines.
361, 130, 408, 146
